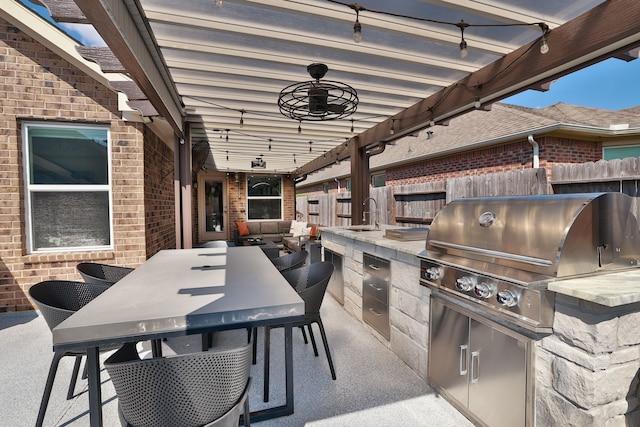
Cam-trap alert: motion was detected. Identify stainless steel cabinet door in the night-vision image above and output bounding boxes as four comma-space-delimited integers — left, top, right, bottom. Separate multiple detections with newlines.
428, 297, 470, 408
469, 318, 527, 427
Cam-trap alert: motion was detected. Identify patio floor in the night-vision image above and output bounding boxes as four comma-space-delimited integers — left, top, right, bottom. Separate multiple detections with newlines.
1, 293, 474, 427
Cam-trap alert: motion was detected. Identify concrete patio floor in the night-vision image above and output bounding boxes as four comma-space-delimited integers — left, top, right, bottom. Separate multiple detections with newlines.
1, 293, 474, 427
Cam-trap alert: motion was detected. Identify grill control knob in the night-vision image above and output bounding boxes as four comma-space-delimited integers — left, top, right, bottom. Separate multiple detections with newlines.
474, 282, 495, 299
425, 267, 440, 281
497, 290, 518, 307
455, 276, 475, 292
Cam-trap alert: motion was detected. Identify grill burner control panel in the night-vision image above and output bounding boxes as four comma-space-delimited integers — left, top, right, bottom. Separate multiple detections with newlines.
420, 259, 553, 331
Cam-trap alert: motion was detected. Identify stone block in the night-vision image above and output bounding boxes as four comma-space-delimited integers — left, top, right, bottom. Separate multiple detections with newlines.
390, 259, 422, 298
553, 304, 618, 353
535, 339, 555, 389
542, 334, 611, 371
618, 311, 640, 346
553, 357, 639, 408
389, 306, 428, 346
536, 387, 595, 426
391, 288, 429, 325
390, 325, 428, 381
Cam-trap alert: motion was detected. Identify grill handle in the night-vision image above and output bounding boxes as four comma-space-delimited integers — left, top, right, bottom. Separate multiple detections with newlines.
459, 344, 468, 376
428, 240, 553, 267
470, 350, 480, 383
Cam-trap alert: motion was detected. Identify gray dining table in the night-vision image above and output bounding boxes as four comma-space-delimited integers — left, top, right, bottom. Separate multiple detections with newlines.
52, 246, 305, 427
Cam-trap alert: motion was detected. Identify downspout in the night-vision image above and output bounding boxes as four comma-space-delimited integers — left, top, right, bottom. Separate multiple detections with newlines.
335, 178, 340, 192
527, 134, 540, 168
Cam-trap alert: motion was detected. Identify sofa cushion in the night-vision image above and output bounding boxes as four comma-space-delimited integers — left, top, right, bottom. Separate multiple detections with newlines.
278, 221, 292, 234
236, 221, 250, 236
247, 222, 262, 235
261, 222, 279, 234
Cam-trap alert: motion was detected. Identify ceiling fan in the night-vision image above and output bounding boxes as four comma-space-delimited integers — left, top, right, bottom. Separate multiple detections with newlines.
278, 63, 358, 121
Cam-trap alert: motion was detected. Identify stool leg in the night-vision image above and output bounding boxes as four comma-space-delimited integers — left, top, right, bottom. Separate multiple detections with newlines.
66, 355, 83, 400
36, 352, 65, 427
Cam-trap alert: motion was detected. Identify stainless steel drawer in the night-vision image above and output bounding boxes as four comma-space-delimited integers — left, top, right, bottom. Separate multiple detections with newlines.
363, 276, 388, 305
362, 253, 390, 340
363, 292, 390, 339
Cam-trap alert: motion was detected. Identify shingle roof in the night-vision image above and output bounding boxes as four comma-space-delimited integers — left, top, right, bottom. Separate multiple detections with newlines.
299, 102, 640, 187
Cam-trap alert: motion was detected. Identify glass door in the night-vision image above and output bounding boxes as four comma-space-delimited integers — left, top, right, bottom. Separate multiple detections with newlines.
198, 173, 228, 242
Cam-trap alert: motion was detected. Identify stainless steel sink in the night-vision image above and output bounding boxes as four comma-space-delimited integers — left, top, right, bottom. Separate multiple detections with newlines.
344, 226, 377, 232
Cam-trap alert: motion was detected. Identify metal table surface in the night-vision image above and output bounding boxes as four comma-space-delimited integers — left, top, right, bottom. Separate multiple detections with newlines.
52, 247, 305, 426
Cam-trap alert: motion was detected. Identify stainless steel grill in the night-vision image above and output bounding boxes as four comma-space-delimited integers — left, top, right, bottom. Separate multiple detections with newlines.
419, 192, 640, 333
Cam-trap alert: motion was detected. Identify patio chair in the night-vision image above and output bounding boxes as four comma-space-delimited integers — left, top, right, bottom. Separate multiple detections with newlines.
105, 341, 252, 427
270, 249, 308, 273
262, 261, 336, 402
246, 250, 310, 362
76, 262, 167, 355
29, 280, 115, 427
77, 262, 134, 287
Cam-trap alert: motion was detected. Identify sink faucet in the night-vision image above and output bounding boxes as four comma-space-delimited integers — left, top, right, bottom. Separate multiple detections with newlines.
362, 197, 379, 229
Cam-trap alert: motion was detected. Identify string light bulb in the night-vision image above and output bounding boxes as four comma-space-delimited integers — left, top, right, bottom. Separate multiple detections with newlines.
389, 119, 395, 135
474, 98, 481, 109
539, 23, 550, 55
298, 120, 302, 134
239, 110, 244, 128
350, 118, 354, 133
225, 129, 229, 142
308, 140, 313, 153
353, 9, 362, 43
293, 154, 297, 164
268, 138, 272, 151
456, 20, 469, 59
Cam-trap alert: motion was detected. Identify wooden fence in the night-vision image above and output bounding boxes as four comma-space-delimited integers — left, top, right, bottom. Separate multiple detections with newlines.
296, 159, 640, 228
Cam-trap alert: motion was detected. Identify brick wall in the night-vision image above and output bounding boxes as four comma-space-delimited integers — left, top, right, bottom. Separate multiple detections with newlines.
299, 136, 603, 195
0, 19, 155, 311
143, 127, 176, 256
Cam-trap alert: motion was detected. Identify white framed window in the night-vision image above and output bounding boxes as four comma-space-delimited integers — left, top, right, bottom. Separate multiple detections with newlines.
22, 122, 113, 253
246, 175, 282, 220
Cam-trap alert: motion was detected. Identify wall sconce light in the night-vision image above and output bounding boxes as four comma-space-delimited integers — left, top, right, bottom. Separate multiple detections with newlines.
234, 172, 239, 183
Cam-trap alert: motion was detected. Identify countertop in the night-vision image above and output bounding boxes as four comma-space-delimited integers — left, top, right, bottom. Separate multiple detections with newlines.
321, 226, 425, 256
549, 270, 640, 307
322, 226, 640, 308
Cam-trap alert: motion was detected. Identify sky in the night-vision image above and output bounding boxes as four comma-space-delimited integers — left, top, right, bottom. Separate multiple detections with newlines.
22, 1, 640, 112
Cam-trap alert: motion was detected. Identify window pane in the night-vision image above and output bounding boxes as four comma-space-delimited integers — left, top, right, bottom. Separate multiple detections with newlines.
248, 199, 282, 220
372, 173, 386, 188
205, 180, 224, 232
248, 175, 281, 197
28, 127, 108, 185
604, 146, 640, 160
31, 192, 110, 250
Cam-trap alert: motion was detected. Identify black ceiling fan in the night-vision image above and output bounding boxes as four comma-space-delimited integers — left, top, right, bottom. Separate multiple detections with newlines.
278, 63, 358, 121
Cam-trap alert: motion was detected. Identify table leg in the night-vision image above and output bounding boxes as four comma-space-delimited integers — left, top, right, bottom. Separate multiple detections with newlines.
247, 324, 295, 423
86, 346, 102, 427
284, 324, 294, 412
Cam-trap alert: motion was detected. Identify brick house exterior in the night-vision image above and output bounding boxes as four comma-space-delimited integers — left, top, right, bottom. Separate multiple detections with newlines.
297, 103, 638, 196
0, 12, 175, 311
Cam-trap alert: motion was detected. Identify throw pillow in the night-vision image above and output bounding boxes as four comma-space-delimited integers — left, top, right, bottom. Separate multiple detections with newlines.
292, 221, 307, 238
309, 225, 318, 240
236, 221, 250, 236
289, 219, 300, 234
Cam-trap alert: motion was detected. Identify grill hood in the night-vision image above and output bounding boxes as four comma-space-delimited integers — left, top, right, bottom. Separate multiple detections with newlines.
425, 192, 640, 281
